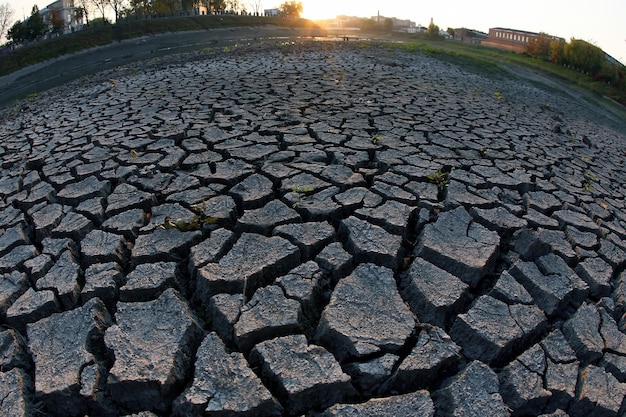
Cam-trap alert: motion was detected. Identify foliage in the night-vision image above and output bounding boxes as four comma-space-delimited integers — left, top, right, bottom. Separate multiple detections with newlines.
291, 186, 314, 208
525, 32, 552, 61
159, 202, 217, 231
278, 1, 303, 17
426, 167, 454, 190
8, 6, 47, 43
427, 20, 440, 39
7, 21, 25, 44
582, 170, 598, 191
50, 9, 65, 35
524, 34, 625, 101
0, 15, 319, 76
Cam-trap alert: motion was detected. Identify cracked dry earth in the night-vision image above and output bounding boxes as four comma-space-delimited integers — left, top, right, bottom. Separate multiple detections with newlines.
1, 40, 626, 417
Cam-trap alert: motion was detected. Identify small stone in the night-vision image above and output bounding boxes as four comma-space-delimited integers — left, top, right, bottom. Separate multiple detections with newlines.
339, 216, 403, 269
498, 344, 551, 414
316, 263, 416, 361
434, 361, 509, 417
120, 262, 179, 302
0, 368, 35, 417
415, 206, 500, 288
172, 332, 282, 417
131, 228, 202, 265
27, 298, 111, 416
249, 334, 357, 415
273, 221, 335, 260
194, 233, 300, 302
105, 289, 203, 412
450, 295, 546, 365
562, 302, 604, 362
35, 250, 81, 309
5, 287, 60, 331
572, 365, 626, 417
236, 199, 301, 234
81, 229, 126, 265
316, 390, 434, 417
383, 325, 461, 394
234, 285, 302, 352
399, 256, 469, 328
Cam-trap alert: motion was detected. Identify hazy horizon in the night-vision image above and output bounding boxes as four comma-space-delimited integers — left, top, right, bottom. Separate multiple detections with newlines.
6, 0, 625, 64
299, 0, 625, 64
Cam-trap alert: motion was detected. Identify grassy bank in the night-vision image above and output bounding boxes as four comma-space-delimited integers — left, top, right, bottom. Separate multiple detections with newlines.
382, 35, 626, 108
0, 15, 318, 77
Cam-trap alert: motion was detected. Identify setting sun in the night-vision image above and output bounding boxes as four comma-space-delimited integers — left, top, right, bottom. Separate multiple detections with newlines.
299, 0, 379, 21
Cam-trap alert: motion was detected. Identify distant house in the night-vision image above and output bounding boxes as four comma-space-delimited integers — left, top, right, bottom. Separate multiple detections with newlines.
41, 0, 84, 34
482, 27, 563, 53
264, 9, 279, 17
482, 28, 538, 53
453, 28, 487, 45
371, 14, 416, 32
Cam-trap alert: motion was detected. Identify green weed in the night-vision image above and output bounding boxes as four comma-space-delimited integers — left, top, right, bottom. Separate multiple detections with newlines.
291, 186, 314, 208
582, 170, 598, 191
427, 167, 455, 190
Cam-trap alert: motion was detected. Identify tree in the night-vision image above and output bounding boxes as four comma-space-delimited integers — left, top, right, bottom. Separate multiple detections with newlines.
247, 0, 262, 15
7, 20, 25, 44
110, 0, 129, 21
0, 2, 14, 43
564, 39, 604, 75
427, 20, 440, 39
50, 9, 65, 35
525, 33, 552, 60
76, 0, 92, 25
210, 0, 226, 14
25, 5, 46, 41
550, 38, 566, 64
278, 1, 303, 17
90, 0, 110, 21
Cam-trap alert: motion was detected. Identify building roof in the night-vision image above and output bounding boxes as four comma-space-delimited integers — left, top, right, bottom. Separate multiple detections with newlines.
490, 27, 540, 36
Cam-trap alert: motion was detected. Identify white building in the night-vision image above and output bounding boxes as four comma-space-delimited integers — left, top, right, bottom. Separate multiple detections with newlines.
41, 0, 85, 34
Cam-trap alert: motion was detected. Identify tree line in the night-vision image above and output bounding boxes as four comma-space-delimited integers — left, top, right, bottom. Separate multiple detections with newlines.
2, 0, 303, 46
525, 34, 625, 91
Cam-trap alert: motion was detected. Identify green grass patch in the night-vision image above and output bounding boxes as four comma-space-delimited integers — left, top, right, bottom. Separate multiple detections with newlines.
383, 35, 626, 108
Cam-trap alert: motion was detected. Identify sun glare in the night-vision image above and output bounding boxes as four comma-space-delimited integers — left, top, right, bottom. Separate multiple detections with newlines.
300, 1, 333, 21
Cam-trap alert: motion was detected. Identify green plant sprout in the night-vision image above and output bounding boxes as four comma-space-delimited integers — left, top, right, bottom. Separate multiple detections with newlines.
427, 167, 455, 190
291, 186, 314, 208
371, 134, 384, 144
494, 91, 503, 100
159, 201, 217, 231
582, 170, 598, 191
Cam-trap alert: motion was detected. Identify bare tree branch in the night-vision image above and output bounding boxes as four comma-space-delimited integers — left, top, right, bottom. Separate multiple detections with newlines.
0, 2, 15, 43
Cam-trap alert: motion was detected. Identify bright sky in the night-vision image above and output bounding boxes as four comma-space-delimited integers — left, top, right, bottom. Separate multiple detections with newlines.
7, 0, 626, 64
299, 0, 626, 64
